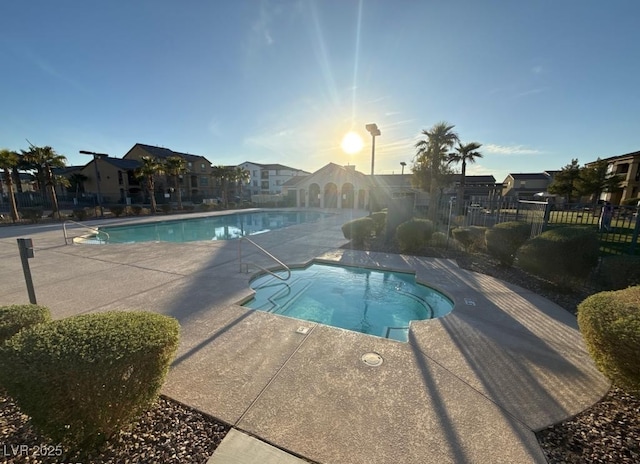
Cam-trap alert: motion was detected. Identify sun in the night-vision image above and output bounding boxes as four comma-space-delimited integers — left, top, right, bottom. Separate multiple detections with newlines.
341, 131, 364, 154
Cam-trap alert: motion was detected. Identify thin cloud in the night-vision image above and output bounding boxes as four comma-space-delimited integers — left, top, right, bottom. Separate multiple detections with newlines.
483, 144, 542, 155
515, 87, 547, 98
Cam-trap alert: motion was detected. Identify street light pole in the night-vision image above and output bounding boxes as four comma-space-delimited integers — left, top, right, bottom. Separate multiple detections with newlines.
79, 150, 108, 218
365, 123, 381, 213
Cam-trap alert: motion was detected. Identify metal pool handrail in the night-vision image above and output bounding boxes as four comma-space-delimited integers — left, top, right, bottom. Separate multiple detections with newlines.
62, 220, 110, 245
238, 236, 291, 281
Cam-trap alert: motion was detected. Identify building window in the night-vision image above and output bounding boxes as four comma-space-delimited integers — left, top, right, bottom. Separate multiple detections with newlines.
200, 163, 206, 172
635, 166, 640, 181
200, 176, 209, 187
520, 181, 526, 188
253, 170, 257, 176
253, 180, 258, 187
188, 162, 193, 169
261, 181, 269, 190
118, 171, 123, 185
261, 170, 269, 179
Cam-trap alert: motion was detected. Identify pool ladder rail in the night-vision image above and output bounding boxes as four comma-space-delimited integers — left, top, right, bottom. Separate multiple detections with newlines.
238, 236, 291, 281
62, 220, 110, 245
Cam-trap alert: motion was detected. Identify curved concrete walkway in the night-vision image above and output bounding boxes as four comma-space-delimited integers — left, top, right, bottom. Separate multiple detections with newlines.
0, 209, 609, 464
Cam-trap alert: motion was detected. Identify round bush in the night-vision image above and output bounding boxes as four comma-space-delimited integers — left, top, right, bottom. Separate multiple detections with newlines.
395, 218, 434, 253
429, 231, 449, 248
370, 211, 387, 237
0, 304, 51, 344
0, 311, 180, 450
578, 286, 640, 393
516, 226, 599, 286
341, 217, 374, 246
452, 226, 487, 251
485, 221, 531, 266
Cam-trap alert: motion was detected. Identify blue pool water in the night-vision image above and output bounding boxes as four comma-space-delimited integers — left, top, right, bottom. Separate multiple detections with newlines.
85, 211, 329, 243
244, 263, 454, 342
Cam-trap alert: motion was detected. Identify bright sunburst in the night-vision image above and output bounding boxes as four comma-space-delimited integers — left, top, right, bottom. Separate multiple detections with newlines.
341, 131, 364, 154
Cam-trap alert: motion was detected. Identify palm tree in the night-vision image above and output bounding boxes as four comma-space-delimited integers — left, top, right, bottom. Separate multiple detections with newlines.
211, 165, 232, 207
448, 142, 483, 214
22, 145, 67, 219
68, 172, 89, 201
164, 156, 187, 210
0, 149, 21, 222
135, 156, 164, 213
233, 167, 250, 202
413, 122, 459, 220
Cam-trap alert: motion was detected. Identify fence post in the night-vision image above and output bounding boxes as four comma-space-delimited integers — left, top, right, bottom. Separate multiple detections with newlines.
515, 201, 521, 221
629, 208, 640, 254
542, 202, 552, 231
17, 238, 37, 304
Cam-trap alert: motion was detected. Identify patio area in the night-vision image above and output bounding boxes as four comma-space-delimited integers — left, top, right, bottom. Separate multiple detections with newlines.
0, 209, 609, 464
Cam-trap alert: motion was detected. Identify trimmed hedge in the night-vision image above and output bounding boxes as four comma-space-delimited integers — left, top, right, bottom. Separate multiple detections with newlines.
597, 255, 640, 290
395, 218, 434, 253
485, 221, 531, 266
109, 205, 126, 217
429, 231, 448, 248
0, 304, 51, 344
452, 226, 487, 251
578, 286, 640, 393
342, 217, 374, 246
370, 211, 387, 237
20, 207, 44, 223
516, 226, 599, 286
0, 311, 180, 450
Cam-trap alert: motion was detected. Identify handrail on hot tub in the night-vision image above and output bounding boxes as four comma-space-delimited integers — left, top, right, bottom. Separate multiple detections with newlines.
238, 236, 291, 281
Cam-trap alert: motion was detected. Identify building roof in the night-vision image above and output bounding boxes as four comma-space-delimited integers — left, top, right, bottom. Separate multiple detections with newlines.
52, 166, 84, 175
102, 158, 141, 170
593, 150, 640, 163
451, 174, 497, 184
133, 143, 211, 164
240, 161, 310, 174
505, 173, 551, 181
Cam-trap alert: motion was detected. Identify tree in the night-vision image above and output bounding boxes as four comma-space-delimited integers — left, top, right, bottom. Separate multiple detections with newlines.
412, 122, 459, 220
164, 156, 187, 210
22, 145, 67, 219
0, 149, 21, 222
232, 167, 250, 202
576, 158, 623, 203
68, 173, 89, 201
548, 159, 581, 203
211, 165, 233, 207
135, 156, 164, 213
448, 141, 483, 214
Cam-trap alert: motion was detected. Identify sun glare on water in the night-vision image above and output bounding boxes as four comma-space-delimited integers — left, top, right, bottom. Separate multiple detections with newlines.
341, 131, 364, 154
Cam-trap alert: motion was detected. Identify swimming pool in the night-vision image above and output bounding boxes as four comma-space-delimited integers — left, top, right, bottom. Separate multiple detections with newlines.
243, 263, 454, 342
83, 211, 329, 244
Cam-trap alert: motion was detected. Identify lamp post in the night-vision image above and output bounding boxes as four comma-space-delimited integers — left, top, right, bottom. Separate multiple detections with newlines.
79, 150, 108, 218
365, 123, 381, 213
400, 161, 406, 176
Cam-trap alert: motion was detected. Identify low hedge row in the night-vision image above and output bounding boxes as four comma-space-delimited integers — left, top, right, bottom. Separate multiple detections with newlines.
342, 217, 374, 246
395, 218, 434, 253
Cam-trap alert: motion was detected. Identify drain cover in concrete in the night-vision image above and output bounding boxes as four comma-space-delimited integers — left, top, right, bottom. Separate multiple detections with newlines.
361, 352, 383, 366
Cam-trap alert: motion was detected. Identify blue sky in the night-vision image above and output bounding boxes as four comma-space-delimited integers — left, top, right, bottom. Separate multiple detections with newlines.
2, 1, 639, 182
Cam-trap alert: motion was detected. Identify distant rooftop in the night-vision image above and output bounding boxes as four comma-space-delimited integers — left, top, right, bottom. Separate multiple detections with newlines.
134, 143, 211, 164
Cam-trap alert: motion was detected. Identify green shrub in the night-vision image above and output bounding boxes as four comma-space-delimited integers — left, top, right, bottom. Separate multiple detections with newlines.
160, 203, 172, 214
395, 218, 434, 253
0, 304, 51, 344
578, 286, 640, 393
342, 217, 374, 246
452, 226, 487, 251
370, 211, 387, 237
429, 231, 449, 248
596, 255, 640, 290
109, 205, 125, 217
20, 207, 43, 224
199, 203, 211, 212
72, 208, 88, 221
131, 205, 143, 216
0, 311, 180, 450
516, 226, 599, 286
183, 204, 195, 212
485, 221, 531, 266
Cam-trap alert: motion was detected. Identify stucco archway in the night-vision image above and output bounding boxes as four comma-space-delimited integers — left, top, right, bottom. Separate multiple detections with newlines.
308, 183, 321, 207
341, 183, 354, 208
324, 182, 338, 208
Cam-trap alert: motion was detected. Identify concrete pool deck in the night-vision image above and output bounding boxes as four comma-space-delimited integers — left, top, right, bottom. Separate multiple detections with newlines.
0, 209, 609, 464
